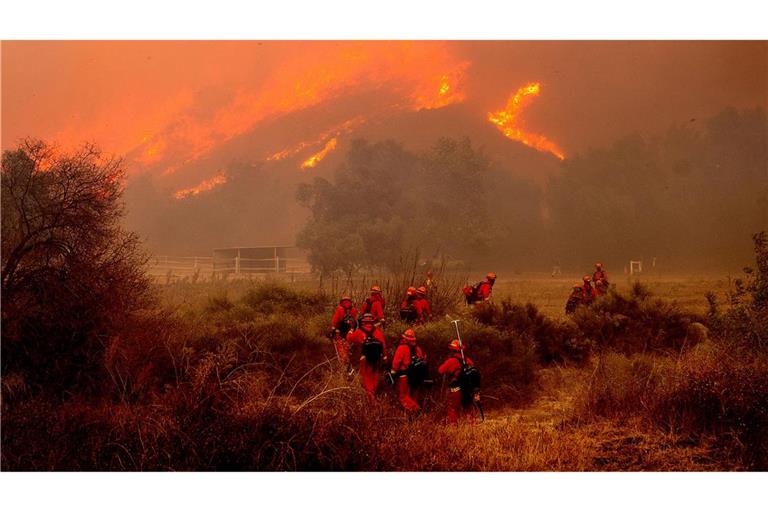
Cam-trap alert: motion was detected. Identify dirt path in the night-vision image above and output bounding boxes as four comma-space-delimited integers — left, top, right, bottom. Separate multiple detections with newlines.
491, 365, 741, 470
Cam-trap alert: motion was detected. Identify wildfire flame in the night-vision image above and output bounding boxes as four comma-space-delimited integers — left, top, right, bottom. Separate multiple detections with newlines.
174, 173, 228, 199
266, 117, 364, 163
411, 66, 468, 110
301, 138, 338, 170
488, 82, 565, 160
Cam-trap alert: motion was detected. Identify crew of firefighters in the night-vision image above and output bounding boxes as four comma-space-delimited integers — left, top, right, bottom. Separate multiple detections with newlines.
565, 262, 610, 315
328, 264, 608, 424
329, 270, 494, 425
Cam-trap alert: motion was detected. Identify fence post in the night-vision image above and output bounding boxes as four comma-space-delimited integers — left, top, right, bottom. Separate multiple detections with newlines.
235, 255, 240, 275
275, 255, 280, 273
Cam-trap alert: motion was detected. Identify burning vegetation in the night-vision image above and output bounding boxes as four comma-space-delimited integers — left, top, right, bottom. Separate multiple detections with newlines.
488, 82, 565, 160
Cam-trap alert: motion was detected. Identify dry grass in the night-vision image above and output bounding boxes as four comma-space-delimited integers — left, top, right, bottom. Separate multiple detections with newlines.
2, 272, 764, 471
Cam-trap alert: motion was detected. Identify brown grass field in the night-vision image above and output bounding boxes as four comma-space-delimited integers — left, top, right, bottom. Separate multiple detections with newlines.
3, 269, 765, 471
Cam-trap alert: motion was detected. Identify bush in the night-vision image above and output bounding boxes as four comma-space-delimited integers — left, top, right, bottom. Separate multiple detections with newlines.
577, 346, 768, 469
472, 300, 590, 364
240, 282, 326, 316
572, 284, 703, 355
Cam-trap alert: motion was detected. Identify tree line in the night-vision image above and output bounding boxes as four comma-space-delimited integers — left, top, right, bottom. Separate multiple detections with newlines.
297, 107, 767, 274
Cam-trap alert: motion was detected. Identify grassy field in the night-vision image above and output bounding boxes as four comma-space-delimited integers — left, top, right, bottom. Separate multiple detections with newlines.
4, 268, 765, 470
490, 272, 730, 318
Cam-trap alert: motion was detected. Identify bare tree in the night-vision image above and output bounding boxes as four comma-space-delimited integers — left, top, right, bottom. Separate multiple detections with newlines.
2, 139, 151, 390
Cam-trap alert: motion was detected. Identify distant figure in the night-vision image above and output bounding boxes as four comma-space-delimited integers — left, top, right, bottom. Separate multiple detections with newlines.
414, 286, 431, 324
463, 272, 497, 305
593, 262, 609, 295
581, 275, 597, 305
565, 284, 584, 315
360, 285, 385, 325
424, 270, 435, 295
399, 286, 419, 323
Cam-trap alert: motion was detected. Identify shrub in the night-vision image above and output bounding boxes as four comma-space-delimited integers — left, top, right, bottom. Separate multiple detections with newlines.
572, 285, 703, 355
472, 300, 590, 364
576, 346, 768, 469
240, 282, 326, 316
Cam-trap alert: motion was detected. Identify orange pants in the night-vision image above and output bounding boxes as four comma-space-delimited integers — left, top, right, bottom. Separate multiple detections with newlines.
334, 338, 350, 366
447, 389, 475, 426
396, 376, 420, 411
359, 359, 380, 401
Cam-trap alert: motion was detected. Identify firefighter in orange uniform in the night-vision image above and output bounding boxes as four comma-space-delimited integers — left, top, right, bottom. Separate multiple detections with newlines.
330, 296, 358, 369
477, 272, 497, 302
389, 329, 425, 412
593, 262, 609, 295
346, 313, 387, 402
414, 286, 431, 324
360, 285, 385, 325
581, 275, 597, 305
438, 340, 476, 426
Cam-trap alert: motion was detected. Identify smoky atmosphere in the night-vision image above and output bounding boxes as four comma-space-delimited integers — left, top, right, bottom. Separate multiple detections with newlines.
2, 39, 768, 472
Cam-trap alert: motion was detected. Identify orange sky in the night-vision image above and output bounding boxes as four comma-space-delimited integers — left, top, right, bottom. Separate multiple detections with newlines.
2, 41, 766, 179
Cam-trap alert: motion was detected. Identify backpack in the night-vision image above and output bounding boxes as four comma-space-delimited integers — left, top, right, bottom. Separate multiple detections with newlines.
338, 306, 356, 337
455, 359, 481, 405
406, 344, 429, 388
399, 296, 418, 323
462, 281, 484, 305
361, 334, 383, 364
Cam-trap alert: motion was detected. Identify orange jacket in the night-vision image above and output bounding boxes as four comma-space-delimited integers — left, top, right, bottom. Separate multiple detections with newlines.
331, 302, 358, 329
360, 296, 385, 321
346, 326, 387, 354
391, 342, 426, 372
477, 281, 493, 301
415, 298, 431, 320
438, 355, 474, 383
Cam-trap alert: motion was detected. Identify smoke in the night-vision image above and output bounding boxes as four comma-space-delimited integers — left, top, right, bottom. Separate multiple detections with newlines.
2, 41, 766, 259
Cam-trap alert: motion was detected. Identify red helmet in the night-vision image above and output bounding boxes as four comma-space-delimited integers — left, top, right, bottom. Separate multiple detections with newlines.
406, 286, 416, 296
583, 275, 592, 282
417, 286, 427, 295
340, 296, 352, 304
595, 262, 603, 269
370, 285, 382, 294
402, 329, 416, 341
486, 272, 497, 280
426, 271, 434, 278
361, 313, 375, 323
573, 283, 583, 289
448, 339, 462, 352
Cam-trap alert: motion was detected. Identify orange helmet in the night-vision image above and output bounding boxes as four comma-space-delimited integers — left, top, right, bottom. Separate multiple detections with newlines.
448, 339, 462, 352
486, 272, 497, 280
370, 285, 382, 294
583, 275, 591, 282
402, 329, 417, 341
595, 262, 603, 270
361, 313, 375, 323
573, 283, 583, 290
406, 286, 417, 296
417, 286, 427, 295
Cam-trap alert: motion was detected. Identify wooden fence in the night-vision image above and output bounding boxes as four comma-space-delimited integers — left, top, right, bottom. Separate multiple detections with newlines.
148, 255, 313, 281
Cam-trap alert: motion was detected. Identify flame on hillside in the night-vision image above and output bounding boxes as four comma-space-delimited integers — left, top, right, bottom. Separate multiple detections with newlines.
488, 82, 565, 160
174, 173, 228, 199
301, 138, 338, 169
266, 117, 364, 163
